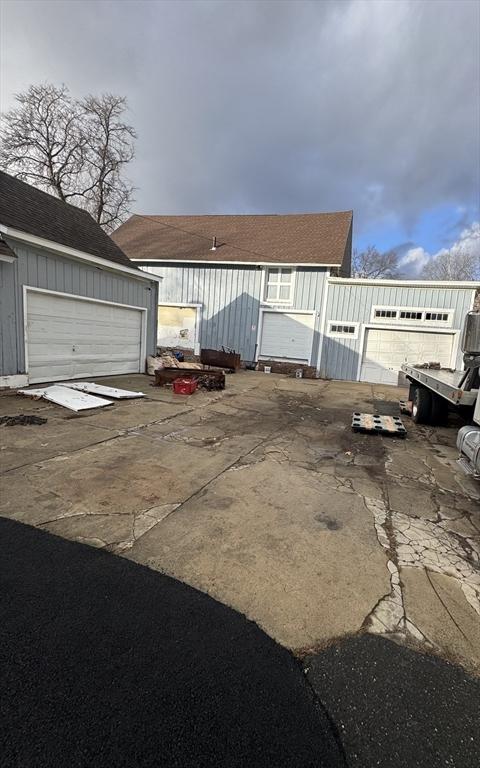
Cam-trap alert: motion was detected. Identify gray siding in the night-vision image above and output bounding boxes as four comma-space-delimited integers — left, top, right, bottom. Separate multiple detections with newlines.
321, 281, 476, 380
143, 264, 329, 364
0, 238, 158, 376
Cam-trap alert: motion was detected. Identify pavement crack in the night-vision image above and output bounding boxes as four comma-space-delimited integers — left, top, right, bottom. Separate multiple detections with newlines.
425, 568, 473, 644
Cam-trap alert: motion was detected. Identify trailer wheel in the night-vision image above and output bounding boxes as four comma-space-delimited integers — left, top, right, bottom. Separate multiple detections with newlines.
430, 393, 449, 426
412, 386, 432, 424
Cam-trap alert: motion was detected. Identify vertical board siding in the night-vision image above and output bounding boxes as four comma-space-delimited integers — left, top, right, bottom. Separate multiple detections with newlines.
0, 239, 158, 376
146, 264, 328, 363
322, 282, 476, 380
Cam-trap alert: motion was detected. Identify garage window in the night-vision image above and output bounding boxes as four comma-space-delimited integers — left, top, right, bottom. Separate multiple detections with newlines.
265, 268, 294, 303
372, 307, 453, 326
328, 321, 359, 338
374, 309, 397, 319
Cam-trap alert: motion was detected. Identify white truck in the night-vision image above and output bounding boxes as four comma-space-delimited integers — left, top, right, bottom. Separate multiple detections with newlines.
401, 311, 480, 479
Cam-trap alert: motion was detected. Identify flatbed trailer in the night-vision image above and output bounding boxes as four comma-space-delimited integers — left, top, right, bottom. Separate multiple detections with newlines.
401, 365, 478, 408
401, 310, 480, 478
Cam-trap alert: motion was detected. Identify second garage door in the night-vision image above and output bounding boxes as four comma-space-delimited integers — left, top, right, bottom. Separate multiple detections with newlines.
26, 290, 144, 384
259, 312, 315, 363
360, 328, 454, 385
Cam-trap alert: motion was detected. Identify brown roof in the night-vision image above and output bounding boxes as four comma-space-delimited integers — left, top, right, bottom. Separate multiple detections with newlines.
0, 171, 136, 270
112, 211, 353, 266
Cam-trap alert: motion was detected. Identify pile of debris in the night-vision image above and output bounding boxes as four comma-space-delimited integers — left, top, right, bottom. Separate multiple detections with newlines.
148, 349, 232, 393
147, 353, 203, 376
0, 414, 47, 426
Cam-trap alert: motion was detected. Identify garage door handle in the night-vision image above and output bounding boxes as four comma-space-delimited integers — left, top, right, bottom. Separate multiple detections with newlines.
72, 345, 76, 352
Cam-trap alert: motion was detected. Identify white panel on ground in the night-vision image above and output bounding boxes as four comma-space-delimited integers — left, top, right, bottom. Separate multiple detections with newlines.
58, 382, 144, 398
360, 329, 454, 385
259, 312, 314, 362
26, 291, 143, 384
19, 386, 113, 411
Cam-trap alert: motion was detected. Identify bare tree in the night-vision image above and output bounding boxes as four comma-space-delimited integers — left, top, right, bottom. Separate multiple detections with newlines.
0, 83, 136, 231
352, 245, 400, 279
79, 94, 136, 231
421, 250, 480, 281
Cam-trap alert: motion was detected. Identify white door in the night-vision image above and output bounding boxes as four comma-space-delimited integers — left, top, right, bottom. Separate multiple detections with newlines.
158, 305, 197, 350
360, 328, 454, 385
26, 291, 143, 384
259, 312, 315, 362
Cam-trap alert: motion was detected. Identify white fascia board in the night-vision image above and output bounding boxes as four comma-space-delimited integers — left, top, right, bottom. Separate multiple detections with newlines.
0, 224, 162, 282
328, 277, 479, 288
131, 258, 336, 268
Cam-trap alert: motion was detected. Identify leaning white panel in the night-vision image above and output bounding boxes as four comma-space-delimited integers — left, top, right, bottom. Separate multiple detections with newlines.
57, 382, 145, 399
19, 386, 113, 412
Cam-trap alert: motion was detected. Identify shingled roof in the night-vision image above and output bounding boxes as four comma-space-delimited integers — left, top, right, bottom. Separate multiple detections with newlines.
112, 211, 353, 267
0, 171, 135, 270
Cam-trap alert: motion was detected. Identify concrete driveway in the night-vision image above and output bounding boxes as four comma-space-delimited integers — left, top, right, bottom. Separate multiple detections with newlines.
1, 372, 479, 671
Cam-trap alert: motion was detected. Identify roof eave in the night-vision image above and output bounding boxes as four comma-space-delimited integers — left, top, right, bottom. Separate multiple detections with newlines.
0, 224, 162, 282
129, 258, 340, 268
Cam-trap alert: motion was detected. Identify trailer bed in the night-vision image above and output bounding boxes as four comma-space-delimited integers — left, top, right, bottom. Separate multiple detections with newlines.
402, 364, 478, 406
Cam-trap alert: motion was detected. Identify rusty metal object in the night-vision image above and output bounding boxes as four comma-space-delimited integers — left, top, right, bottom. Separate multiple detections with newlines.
200, 348, 241, 370
154, 368, 225, 389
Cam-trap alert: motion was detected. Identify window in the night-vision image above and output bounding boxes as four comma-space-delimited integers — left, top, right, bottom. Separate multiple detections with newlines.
374, 309, 397, 319
265, 268, 294, 303
399, 310, 423, 320
372, 307, 453, 326
425, 312, 449, 322
328, 321, 359, 338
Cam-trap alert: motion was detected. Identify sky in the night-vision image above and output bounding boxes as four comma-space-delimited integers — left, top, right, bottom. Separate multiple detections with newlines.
0, 0, 479, 275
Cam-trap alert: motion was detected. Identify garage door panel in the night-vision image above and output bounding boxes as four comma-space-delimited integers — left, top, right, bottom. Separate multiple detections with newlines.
360, 329, 453, 385
26, 292, 143, 384
259, 312, 314, 362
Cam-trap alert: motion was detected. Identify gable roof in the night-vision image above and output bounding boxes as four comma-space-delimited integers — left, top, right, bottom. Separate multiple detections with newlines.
112, 211, 353, 267
0, 171, 135, 270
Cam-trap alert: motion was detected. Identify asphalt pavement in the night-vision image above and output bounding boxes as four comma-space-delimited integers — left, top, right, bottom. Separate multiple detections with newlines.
0, 517, 343, 768
1, 516, 478, 768
306, 634, 479, 768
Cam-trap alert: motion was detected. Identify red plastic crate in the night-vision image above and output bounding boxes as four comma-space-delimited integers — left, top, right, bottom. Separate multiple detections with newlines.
172, 377, 198, 395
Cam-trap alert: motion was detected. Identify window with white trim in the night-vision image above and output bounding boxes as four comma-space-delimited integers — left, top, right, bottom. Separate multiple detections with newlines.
264, 268, 294, 303
372, 307, 453, 326
374, 309, 397, 319
328, 321, 359, 338
425, 311, 450, 322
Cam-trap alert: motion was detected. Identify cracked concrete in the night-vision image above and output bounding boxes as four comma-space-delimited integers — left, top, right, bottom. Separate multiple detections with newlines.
1, 372, 479, 670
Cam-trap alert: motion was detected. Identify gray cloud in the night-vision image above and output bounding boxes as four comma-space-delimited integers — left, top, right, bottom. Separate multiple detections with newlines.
1, 0, 479, 244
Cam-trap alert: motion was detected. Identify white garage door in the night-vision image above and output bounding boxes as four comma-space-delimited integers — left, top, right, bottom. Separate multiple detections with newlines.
360, 328, 454, 385
26, 291, 143, 384
259, 312, 315, 362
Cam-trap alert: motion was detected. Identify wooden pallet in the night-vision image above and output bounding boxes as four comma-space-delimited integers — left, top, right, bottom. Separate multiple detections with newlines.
352, 412, 406, 437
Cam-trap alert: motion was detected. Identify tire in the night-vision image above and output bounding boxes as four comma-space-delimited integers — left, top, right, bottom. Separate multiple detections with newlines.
408, 382, 418, 401
430, 394, 449, 426
412, 386, 432, 424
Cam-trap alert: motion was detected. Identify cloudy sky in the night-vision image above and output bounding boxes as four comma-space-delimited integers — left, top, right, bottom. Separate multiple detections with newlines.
1, 0, 479, 274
